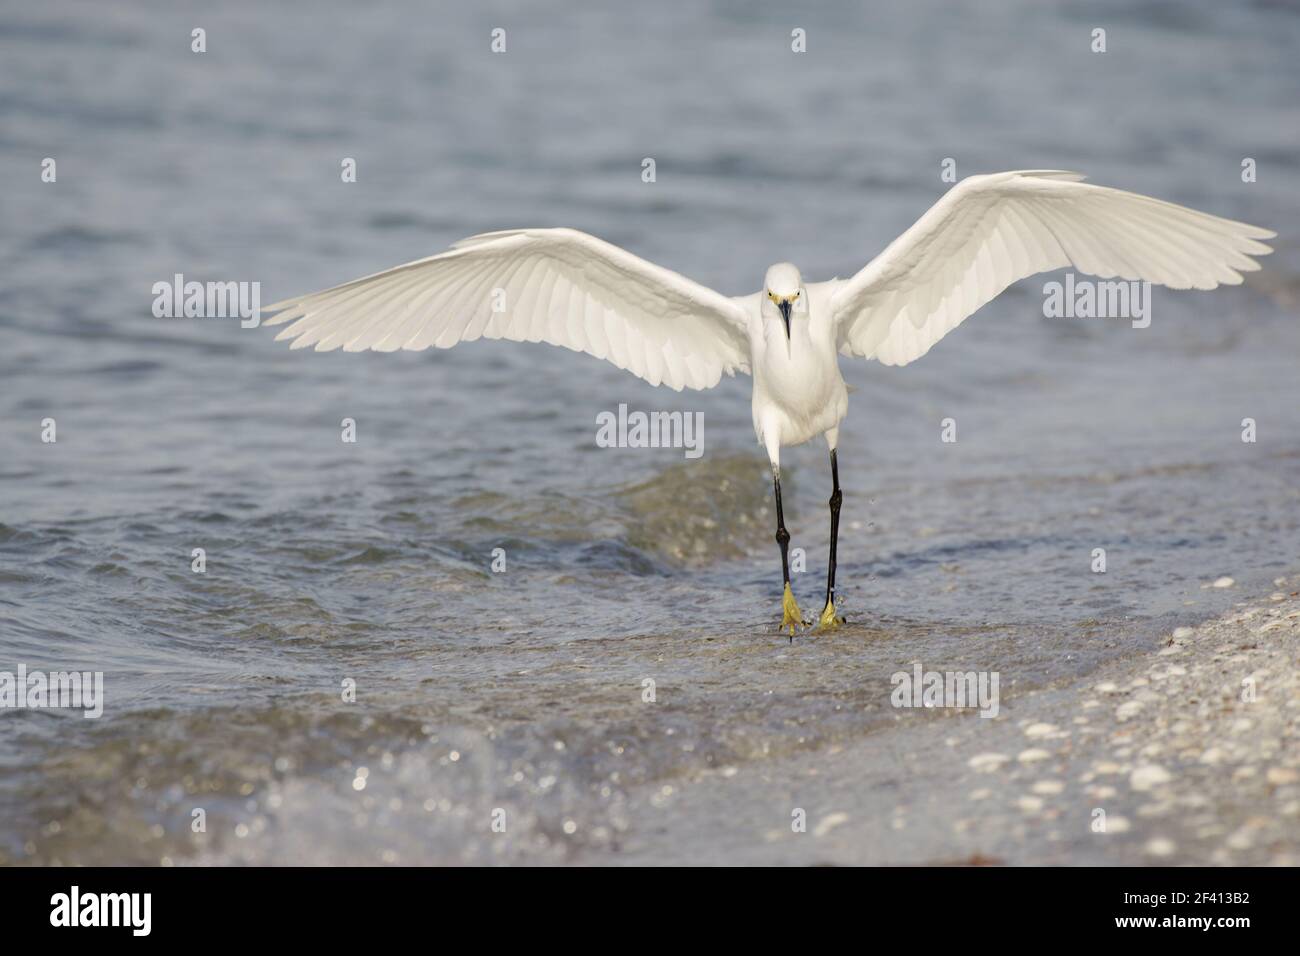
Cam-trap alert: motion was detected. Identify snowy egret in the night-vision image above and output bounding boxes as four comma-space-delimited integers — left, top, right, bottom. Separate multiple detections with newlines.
265, 171, 1273, 635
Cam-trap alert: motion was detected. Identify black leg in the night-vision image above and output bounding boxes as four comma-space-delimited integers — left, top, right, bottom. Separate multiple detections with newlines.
774, 472, 791, 584
815, 448, 843, 631
773, 467, 801, 637
825, 448, 842, 610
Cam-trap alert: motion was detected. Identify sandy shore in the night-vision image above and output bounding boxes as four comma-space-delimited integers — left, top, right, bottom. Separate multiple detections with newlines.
618, 574, 1300, 865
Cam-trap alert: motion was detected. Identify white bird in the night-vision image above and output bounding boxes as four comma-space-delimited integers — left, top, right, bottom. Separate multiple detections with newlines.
264, 170, 1274, 636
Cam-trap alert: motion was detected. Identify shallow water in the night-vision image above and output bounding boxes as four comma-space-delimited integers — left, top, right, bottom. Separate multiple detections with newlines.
1, 0, 1297, 864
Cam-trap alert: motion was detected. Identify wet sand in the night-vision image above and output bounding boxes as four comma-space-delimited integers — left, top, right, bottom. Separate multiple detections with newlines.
615, 574, 1300, 865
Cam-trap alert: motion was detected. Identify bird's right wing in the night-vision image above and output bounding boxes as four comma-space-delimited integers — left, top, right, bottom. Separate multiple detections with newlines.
264, 228, 754, 391
830, 170, 1275, 366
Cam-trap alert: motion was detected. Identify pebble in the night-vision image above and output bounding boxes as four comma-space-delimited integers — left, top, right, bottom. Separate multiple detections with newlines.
1213, 576, 1235, 588
1267, 767, 1299, 785
1225, 828, 1254, 851
1016, 796, 1044, 813
1144, 837, 1176, 857
1018, 748, 1051, 763
1172, 627, 1194, 640
1130, 765, 1172, 791
813, 812, 849, 837
1024, 723, 1058, 739
1032, 780, 1064, 795
1105, 815, 1131, 833
968, 753, 1010, 773
1116, 701, 1144, 721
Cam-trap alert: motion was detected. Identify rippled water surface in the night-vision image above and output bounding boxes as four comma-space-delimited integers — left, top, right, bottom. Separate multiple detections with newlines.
1, 0, 1297, 864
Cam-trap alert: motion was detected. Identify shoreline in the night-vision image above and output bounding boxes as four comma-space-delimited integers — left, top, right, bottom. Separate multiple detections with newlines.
616, 573, 1300, 865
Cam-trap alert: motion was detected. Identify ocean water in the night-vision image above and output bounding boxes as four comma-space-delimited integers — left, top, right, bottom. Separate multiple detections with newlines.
0, 0, 1297, 864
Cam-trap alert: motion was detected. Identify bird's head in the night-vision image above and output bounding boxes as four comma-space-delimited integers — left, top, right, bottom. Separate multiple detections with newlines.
763, 262, 805, 340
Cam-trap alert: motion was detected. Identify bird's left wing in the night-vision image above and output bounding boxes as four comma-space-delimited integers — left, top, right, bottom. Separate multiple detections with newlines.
830, 170, 1275, 366
264, 228, 753, 391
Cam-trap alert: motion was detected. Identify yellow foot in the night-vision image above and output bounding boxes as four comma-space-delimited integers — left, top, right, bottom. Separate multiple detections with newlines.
817, 599, 842, 632
781, 582, 803, 636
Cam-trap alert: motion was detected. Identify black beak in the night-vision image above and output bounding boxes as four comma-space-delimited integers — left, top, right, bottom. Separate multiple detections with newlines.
778, 299, 792, 339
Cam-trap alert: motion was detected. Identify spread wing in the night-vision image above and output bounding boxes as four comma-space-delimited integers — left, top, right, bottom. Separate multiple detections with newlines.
264, 228, 753, 391
830, 170, 1275, 366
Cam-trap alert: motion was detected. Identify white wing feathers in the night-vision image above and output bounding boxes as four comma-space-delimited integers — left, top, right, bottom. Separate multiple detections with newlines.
263, 228, 753, 391
831, 170, 1276, 366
